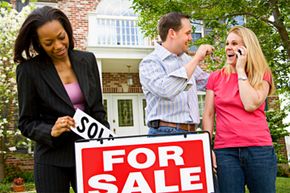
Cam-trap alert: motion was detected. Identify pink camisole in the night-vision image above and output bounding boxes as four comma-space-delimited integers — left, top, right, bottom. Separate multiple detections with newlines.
63, 82, 85, 111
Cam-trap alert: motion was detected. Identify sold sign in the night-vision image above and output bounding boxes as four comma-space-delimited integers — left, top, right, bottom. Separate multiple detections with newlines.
72, 109, 116, 139
75, 133, 214, 193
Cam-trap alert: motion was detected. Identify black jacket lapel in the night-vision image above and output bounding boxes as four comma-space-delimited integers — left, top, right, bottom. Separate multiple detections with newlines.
70, 51, 90, 106
40, 59, 73, 108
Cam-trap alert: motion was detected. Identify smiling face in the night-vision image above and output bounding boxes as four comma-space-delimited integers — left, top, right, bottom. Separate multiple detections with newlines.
173, 18, 193, 55
37, 20, 69, 62
225, 32, 244, 66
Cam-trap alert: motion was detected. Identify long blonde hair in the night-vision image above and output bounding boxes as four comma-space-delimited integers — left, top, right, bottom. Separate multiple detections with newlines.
223, 26, 275, 95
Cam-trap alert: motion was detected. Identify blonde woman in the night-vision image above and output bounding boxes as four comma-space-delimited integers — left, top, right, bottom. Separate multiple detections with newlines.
202, 26, 276, 193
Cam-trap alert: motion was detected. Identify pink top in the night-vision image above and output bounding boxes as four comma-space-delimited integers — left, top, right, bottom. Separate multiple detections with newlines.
206, 70, 273, 149
64, 82, 85, 111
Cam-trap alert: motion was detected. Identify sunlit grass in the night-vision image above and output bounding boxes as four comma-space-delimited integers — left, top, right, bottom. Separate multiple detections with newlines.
245, 177, 289, 193
1, 177, 289, 193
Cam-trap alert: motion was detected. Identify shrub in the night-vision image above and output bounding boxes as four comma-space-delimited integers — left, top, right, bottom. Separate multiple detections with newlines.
277, 163, 290, 177
2, 164, 34, 183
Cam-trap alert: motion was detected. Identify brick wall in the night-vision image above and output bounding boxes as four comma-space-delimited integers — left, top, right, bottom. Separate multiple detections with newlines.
5, 153, 34, 171
58, 0, 100, 50
268, 95, 289, 161
103, 73, 142, 93
278, 138, 288, 161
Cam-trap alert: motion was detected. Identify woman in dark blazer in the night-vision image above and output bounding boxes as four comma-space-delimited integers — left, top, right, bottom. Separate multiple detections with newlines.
14, 6, 109, 193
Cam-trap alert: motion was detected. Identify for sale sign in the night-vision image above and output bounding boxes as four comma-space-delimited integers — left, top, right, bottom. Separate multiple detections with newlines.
75, 133, 214, 193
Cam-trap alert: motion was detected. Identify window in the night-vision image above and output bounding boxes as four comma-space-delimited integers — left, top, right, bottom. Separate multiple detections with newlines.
142, 99, 146, 126
197, 91, 206, 129
234, 16, 245, 25
118, 99, 134, 127
189, 20, 204, 51
227, 16, 245, 27
192, 33, 202, 42
116, 19, 139, 46
92, 0, 147, 47
198, 92, 206, 118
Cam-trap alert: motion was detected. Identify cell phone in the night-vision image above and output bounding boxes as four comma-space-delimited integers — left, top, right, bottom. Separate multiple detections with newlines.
236, 49, 242, 58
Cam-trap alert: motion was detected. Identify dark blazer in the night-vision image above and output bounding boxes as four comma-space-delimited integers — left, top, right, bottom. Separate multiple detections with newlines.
16, 50, 109, 167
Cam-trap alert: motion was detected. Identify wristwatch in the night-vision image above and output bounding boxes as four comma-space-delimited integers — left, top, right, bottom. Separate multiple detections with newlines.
238, 76, 248, 81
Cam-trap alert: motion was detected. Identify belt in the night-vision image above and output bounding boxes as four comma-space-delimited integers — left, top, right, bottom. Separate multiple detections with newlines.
148, 120, 196, 132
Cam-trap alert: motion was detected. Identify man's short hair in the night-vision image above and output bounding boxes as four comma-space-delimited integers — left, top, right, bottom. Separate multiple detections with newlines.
158, 12, 190, 42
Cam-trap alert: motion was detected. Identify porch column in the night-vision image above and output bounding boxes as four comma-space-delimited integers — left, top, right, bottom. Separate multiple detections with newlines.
96, 59, 103, 90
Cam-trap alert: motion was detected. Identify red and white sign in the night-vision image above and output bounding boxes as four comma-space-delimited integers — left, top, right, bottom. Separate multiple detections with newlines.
75, 133, 214, 193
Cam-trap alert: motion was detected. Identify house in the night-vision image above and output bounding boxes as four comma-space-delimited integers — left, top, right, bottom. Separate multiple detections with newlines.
3, 0, 288, 171
9, 0, 289, 137
33, 0, 207, 136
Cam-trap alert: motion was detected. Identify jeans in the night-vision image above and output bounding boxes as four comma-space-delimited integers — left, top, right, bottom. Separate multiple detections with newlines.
148, 126, 187, 135
149, 126, 220, 193
215, 146, 277, 193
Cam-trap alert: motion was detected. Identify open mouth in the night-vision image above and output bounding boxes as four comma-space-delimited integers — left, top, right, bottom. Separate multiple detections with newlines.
227, 53, 236, 58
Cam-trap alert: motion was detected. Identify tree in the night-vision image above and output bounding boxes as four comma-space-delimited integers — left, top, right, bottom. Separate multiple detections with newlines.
0, 1, 32, 181
132, 0, 289, 93
3, 0, 30, 12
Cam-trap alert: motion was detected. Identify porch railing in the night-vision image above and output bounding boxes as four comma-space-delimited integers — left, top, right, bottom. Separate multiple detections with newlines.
88, 13, 154, 48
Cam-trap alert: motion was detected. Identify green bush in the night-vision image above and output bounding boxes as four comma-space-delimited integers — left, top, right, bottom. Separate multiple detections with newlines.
0, 181, 35, 192
2, 165, 22, 183
21, 171, 34, 183
0, 182, 11, 193
2, 164, 34, 183
277, 164, 290, 177
266, 109, 290, 163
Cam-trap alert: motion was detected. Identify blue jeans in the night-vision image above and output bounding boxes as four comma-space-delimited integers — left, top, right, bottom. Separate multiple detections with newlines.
148, 126, 187, 135
215, 146, 277, 193
149, 126, 220, 193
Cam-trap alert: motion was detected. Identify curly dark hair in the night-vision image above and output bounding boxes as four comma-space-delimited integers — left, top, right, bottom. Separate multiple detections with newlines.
14, 6, 74, 63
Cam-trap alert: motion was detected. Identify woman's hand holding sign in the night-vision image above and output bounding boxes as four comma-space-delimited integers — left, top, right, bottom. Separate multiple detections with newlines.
51, 116, 75, 137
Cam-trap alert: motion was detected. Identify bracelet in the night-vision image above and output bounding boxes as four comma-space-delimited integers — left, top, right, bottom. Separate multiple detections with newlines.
238, 76, 247, 81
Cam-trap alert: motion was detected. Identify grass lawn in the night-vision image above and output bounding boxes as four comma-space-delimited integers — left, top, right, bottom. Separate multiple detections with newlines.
0, 177, 289, 192
246, 177, 290, 193
0, 183, 74, 193
276, 177, 290, 193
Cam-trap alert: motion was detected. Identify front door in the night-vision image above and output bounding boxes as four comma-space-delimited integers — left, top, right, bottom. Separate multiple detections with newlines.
103, 94, 147, 136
